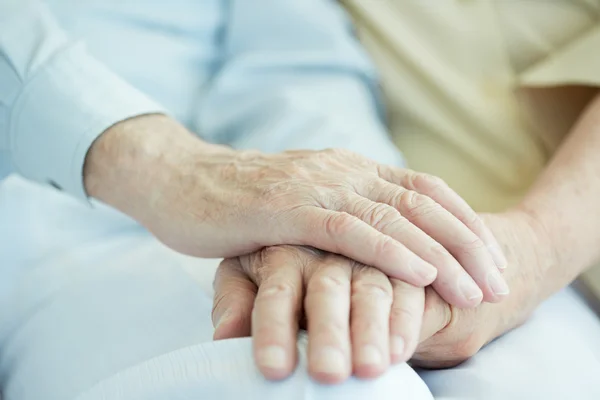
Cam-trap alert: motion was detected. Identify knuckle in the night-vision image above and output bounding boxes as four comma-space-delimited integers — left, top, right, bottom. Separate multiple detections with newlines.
352, 318, 383, 336
252, 245, 304, 281
259, 183, 299, 207
390, 306, 416, 326
328, 191, 355, 210
455, 207, 481, 229
463, 210, 481, 228
213, 263, 228, 290
256, 281, 297, 301
410, 173, 447, 192
399, 191, 439, 218
309, 274, 349, 294
457, 236, 487, 256
213, 258, 242, 289
430, 242, 452, 258
352, 280, 393, 301
360, 202, 403, 232
261, 245, 298, 260
323, 212, 361, 237
371, 234, 396, 260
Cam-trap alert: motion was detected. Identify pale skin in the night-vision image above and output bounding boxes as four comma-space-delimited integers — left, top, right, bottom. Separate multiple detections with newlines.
213, 89, 600, 381
84, 114, 509, 307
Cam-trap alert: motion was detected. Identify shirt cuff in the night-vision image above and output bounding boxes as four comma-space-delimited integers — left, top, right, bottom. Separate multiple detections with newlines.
8, 42, 166, 201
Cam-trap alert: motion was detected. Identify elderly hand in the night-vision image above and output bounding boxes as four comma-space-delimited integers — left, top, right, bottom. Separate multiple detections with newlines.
412, 211, 554, 368
212, 245, 428, 383
86, 115, 509, 307
210, 211, 549, 382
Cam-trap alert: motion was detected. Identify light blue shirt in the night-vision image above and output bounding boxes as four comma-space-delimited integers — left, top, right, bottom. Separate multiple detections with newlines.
0, 2, 410, 399
0, 0, 404, 203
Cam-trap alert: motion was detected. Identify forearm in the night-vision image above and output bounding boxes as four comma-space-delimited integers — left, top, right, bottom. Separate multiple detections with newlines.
518, 91, 600, 296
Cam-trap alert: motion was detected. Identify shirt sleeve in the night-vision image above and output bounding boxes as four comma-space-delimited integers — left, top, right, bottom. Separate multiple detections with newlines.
0, 0, 165, 200
197, 0, 405, 167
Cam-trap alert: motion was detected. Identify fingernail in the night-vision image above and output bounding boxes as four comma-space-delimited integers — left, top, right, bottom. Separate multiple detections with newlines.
488, 272, 510, 296
357, 344, 382, 366
487, 244, 508, 270
390, 336, 405, 360
410, 259, 437, 283
459, 277, 483, 302
313, 346, 346, 374
256, 346, 287, 370
214, 309, 232, 329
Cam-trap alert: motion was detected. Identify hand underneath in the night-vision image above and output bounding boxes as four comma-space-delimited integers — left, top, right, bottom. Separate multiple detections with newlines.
212, 245, 428, 383
85, 115, 509, 307
412, 211, 555, 368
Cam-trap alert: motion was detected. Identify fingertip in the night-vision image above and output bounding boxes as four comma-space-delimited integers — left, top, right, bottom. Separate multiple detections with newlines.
213, 327, 226, 341
485, 271, 510, 302
390, 335, 406, 364
310, 371, 350, 385
467, 296, 483, 308
457, 275, 484, 304
213, 324, 237, 341
433, 282, 481, 311
391, 353, 407, 365
482, 291, 510, 304
353, 345, 389, 379
353, 364, 387, 380
256, 345, 297, 381
309, 346, 351, 384
390, 334, 421, 366
391, 352, 412, 366
407, 258, 437, 286
260, 366, 295, 381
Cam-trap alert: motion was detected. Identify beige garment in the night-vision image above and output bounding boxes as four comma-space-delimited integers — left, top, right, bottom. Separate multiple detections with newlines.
340, 0, 600, 299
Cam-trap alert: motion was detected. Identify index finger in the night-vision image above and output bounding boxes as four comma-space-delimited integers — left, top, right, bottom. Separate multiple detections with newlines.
246, 247, 306, 380
212, 258, 257, 341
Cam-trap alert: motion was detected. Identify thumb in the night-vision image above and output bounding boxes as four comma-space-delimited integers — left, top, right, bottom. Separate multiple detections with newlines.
419, 287, 452, 342
212, 258, 257, 340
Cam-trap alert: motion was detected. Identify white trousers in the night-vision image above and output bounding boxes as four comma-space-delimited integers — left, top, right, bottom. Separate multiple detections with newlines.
1, 176, 600, 400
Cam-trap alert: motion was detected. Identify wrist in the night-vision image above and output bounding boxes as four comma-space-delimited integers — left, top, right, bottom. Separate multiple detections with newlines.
504, 206, 563, 296
479, 210, 556, 339
509, 206, 558, 268
83, 114, 229, 224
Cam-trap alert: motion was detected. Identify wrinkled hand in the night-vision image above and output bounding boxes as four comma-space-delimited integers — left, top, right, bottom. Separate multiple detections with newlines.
412, 212, 552, 368
86, 115, 509, 307
212, 245, 428, 383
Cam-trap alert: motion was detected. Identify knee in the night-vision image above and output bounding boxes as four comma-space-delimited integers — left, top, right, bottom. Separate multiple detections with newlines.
205, 337, 432, 400
73, 337, 433, 400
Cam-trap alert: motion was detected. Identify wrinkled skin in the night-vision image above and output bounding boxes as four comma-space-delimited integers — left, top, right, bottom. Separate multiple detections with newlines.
212, 211, 551, 382
87, 115, 508, 307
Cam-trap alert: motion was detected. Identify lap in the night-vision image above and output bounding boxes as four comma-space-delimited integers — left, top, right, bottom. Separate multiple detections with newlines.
1, 177, 599, 399
0, 177, 432, 400
76, 336, 431, 400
